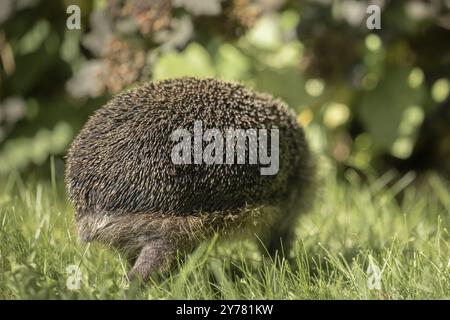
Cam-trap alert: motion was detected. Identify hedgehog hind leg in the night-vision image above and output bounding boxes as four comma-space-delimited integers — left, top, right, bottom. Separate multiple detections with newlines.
126, 238, 176, 282
263, 214, 297, 259
261, 192, 307, 258
265, 160, 317, 259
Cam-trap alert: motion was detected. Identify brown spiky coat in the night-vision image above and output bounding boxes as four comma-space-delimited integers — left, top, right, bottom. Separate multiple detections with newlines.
65, 77, 314, 280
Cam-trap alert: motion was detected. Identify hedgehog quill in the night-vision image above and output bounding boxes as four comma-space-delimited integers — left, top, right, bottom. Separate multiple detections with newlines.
65, 77, 315, 281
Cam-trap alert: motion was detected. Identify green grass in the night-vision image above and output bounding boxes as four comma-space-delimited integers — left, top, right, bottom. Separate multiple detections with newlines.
0, 169, 449, 299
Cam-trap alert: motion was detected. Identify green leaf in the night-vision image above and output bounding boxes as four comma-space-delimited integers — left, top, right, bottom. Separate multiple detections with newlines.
215, 43, 250, 80
152, 43, 215, 80
358, 66, 426, 155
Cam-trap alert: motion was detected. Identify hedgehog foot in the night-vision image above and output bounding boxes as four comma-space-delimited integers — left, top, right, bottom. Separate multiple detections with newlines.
265, 227, 294, 258
126, 238, 174, 282
261, 206, 297, 259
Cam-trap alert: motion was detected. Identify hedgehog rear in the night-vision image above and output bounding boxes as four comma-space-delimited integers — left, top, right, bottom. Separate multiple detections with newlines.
65, 77, 314, 281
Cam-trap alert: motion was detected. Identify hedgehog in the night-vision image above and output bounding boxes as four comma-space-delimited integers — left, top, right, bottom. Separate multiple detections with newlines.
65, 77, 315, 281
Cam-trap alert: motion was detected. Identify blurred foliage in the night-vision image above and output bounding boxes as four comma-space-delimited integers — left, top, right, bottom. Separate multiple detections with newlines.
0, 0, 449, 179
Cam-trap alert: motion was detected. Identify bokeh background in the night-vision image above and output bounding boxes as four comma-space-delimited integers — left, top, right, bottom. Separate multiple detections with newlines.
0, 0, 449, 182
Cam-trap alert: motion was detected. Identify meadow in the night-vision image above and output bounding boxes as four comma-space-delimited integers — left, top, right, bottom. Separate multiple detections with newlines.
1, 166, 449, 299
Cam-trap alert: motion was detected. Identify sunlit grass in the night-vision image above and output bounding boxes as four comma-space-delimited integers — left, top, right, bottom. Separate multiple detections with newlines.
0, 170, 449, 299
